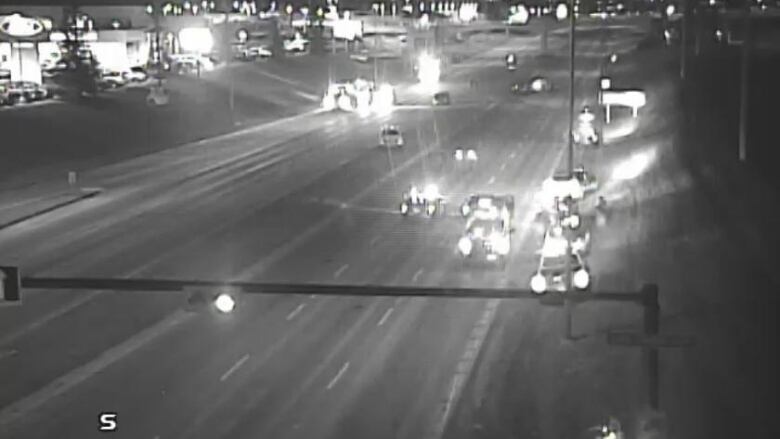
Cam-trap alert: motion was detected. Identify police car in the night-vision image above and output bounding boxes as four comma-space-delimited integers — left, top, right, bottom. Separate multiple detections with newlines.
530, 226, 591, 294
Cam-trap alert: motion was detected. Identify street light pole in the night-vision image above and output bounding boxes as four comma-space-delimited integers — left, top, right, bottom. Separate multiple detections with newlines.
565, 0, 576, 292
567, 0, 576, 178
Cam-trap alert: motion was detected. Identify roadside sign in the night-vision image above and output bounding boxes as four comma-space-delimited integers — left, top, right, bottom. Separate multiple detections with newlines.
607, 331, 696, 348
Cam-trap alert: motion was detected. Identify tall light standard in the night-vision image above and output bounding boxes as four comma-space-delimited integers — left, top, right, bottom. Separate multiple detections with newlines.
145, 3, 163, 87
554, 2, 577, 293
554, 1, 575, 177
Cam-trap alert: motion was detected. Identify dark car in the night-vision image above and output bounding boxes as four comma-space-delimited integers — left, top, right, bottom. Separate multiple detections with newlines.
432, 91, 451, 106
7, 81, 48, 103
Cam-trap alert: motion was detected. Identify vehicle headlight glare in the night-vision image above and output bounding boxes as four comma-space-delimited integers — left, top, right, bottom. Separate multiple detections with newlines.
493, 235, 510, 255
466, 149, 477, 160
458, 237, 473, 255
573, 269, 590, 289
214, 293, 236, 313
455, 149, 464, 160
530, 274, 547, 294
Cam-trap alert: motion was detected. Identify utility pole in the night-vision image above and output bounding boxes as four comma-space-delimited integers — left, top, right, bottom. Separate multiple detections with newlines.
738, 4, 751, 162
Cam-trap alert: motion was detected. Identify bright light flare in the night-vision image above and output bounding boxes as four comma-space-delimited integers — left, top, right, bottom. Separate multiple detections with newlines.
214, 293, 236, 313
417, 53, 440, 88
492, 234, 511, 255
179, 27, 214, 53
422, 184, 440, 200
611, 150, 656, 181
573, 269, 590, 289
530, 274, 547, 294
458, 236, 473, 255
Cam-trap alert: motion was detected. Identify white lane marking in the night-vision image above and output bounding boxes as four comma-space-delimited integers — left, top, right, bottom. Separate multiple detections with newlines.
310, 294, 317, 299
286, 303, 306, 321
377, 307, 395, 327
333, 264, 349, 279
428, 299, 500, 439
509, 152, 516, 159
0, 291, 102, 347
500, 163, 507, 171
326, 362, 350, 390
412, 268, 424, 283
487, 176, 496, 185
220, 354, 251, 382
0, 310, 194, 426
370, 235, 381, 246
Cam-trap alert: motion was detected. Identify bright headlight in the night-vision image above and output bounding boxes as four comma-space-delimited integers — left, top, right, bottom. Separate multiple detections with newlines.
461, 204, 470, 216
458, 236, 473, 255
573, 268, 590, 289
214, 293, 236, 313
455, 149, 464, 160
423, 184, 440, 199
492, 235, 510, 255
530, 274, 547, 294
466, 149, 477, 160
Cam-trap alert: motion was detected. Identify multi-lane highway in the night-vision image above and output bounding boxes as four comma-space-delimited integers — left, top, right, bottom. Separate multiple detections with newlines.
2, 15, 776, 439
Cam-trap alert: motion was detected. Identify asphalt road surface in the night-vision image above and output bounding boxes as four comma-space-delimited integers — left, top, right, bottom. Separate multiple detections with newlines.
4, 17, 770, 439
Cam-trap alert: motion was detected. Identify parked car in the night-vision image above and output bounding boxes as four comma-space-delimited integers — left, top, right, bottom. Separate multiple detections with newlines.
7, 81, 48, 103
123, 66, 148, 82
98, 70, 127, 89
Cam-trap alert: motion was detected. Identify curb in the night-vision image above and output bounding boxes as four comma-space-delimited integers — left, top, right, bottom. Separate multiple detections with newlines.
0, 188, 103, 232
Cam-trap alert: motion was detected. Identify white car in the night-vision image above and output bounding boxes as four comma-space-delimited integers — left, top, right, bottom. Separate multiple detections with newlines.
98, 70, 127, 89
379, 124, 404, 147
242, 46, 273, 59
284, 38, 309, 52
123, 66, 149, 83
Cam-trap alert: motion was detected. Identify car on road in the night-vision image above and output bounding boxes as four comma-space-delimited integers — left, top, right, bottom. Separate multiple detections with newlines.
284, 37, 309, 53
7, 81, 48, 103
98, 70, 127, 89
400, 184, 445, 216
237, 46, 273, 60
573, 165, 599, 193
454, 146, 478, 163
123, 66, 149, 83
379, 124, 404, 148
530, 227, 591, 294
457, 214, 512, 265
460, 194, 514, 221
512, 76, 553, 95
432, 91, 451, 106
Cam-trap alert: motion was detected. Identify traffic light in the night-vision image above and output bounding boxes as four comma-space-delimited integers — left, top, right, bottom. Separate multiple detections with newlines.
0, 266, 21, 303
